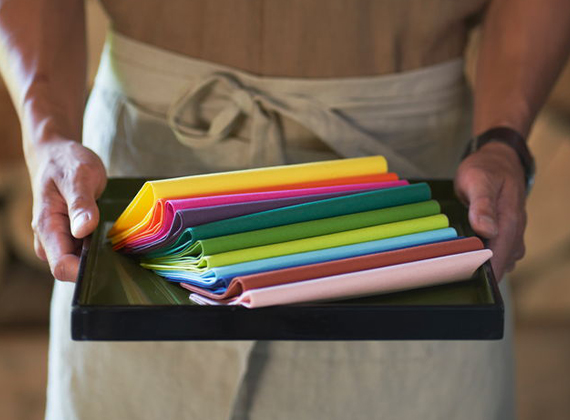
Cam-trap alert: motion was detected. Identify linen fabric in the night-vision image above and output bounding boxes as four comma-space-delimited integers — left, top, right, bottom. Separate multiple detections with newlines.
182, 236, 482, 300
46, 31, 514, 420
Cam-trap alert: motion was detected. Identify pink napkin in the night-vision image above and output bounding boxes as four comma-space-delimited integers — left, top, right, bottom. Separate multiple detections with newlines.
118, 180, 408, 249
190, 249, 492, 308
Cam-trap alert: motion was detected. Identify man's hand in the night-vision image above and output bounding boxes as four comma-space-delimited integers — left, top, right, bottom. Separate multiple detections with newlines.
454, 142, 527, 280
30, 139, 106, 282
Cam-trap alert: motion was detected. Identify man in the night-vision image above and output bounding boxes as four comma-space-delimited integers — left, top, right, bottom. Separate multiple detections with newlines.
1, 0, 569, 419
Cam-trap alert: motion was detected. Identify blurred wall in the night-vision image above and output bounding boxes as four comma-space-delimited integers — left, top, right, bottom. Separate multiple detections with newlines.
0, 4, 569, 420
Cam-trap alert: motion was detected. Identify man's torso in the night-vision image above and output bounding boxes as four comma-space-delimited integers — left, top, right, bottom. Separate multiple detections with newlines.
100, 0, 487, 78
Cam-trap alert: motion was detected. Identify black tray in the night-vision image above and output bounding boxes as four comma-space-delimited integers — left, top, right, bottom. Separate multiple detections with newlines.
72, 179, 504, 341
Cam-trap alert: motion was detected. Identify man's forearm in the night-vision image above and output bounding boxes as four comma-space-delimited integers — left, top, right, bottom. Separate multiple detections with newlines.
0, 0, 86, 163
0, 0, 105, 282
456, 0, 570, 280
474, 0, 570, 137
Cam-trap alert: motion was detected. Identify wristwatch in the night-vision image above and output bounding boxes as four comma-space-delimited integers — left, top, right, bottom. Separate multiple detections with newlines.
462, 126, 536, 192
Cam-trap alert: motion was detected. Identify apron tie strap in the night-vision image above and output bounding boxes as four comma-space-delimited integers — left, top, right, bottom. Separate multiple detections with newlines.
166, 72, 287, 166
166, 71, 427, 176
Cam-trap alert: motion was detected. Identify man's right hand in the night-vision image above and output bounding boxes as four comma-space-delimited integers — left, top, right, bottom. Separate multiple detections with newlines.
30, 138, 107, 282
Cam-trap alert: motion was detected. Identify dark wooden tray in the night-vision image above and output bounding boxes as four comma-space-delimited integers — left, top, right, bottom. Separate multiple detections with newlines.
71, 179, 503, 341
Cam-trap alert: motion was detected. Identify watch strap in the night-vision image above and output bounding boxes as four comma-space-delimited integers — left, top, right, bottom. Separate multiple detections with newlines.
463, 126, 535, 190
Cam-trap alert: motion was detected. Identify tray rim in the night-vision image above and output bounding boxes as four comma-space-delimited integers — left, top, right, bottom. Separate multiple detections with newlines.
71, 178, 504, 341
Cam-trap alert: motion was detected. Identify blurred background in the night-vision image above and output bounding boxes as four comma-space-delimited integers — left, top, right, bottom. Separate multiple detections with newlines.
0, 1, 569, 419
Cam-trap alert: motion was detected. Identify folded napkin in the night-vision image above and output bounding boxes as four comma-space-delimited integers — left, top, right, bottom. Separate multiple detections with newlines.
149, 228, 458, 289
183, 237, 484, 300
109, 156, 388, 240
145, 228, 457, 294
145, 201, 440, 264
142, 214, 449, 275
242, 172, 398, 191
118, 180, 409, 252
107, 154, 495, 309
191, 249, 493, 308
111, 175, 401, 247
144, 183, 431, 258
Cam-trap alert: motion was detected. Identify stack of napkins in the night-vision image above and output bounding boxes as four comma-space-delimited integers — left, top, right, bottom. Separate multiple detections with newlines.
109, 156, 492, 308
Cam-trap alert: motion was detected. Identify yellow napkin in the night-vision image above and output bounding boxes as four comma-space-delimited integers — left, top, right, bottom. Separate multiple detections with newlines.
109, 156, 387, 241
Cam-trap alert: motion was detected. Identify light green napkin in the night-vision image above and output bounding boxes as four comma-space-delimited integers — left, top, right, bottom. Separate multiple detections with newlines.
142, 214, 449, 273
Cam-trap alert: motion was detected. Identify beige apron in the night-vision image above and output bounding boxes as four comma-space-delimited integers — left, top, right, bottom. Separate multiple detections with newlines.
46, 32, 515, 420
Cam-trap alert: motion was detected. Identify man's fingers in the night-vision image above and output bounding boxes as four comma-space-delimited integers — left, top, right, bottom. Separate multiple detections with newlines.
505, 209, 527, 271
51, 254, 81, 283
488, 235, 509, 281
68, 195, 99, 239
513, 243, 526, 261
43, 226, 82, 282
455, 165, 500, 239
28, 141, 108, 278
469, 197, 499, 238
455, 146, 529, 281
32, 195, 82, 282
504, 261, 516, 274
33, 235, 48, 261
511, 226, 526, 263
488, 197, 524, 280
57, 168, 101, 239
514, 209, 527, 261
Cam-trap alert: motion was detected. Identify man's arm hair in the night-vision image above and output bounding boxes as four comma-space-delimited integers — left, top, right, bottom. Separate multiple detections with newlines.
474, 0, 570, 137
454, 0, 570, 280
0, 0, 106, 282
0, 0, 86, 163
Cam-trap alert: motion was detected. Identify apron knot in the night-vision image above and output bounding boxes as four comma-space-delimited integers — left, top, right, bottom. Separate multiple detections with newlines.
166, 72, 258, 147
163, 70, 431, 174
165, 72, 287, 166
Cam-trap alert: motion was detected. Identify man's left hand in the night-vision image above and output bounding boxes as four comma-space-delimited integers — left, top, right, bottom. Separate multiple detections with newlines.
454, 142, 528, 280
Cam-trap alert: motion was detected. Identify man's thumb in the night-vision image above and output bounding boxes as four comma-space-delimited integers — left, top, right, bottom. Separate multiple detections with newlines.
70, 209, 96, 238
63, 186, 100, 239
456, 170, 499, 239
